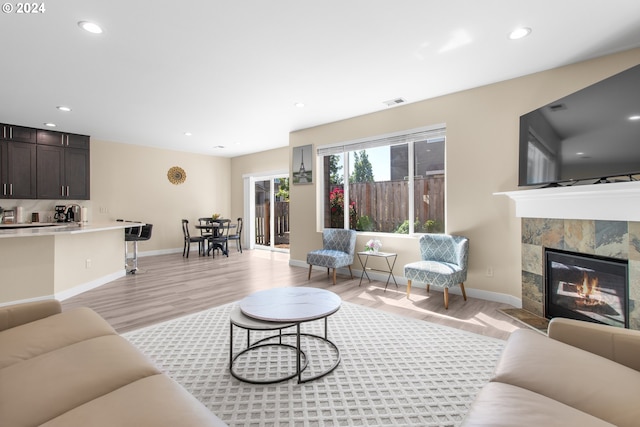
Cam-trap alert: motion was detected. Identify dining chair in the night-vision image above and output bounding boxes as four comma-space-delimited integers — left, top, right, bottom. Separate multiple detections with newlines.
197, 217, 215, 254
228, 217, 243, 253
198, 217, 214, 238
403, 233, 469, 309
208, 219, 231, 258
181, 219, 206, 258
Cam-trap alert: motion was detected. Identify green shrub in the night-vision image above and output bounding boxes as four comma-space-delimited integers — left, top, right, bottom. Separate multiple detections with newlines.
356, 215, 374, 231
394, 219, 443, 234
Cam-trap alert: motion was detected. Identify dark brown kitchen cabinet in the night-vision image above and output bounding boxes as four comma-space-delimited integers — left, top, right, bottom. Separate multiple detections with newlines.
37, 130, 89, 149
0, 124, 37, 144
36, 145, 90, 200
0, 140, 37, 199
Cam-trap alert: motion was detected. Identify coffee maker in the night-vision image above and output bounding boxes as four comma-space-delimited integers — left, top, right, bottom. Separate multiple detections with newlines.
65, 204, 81, 222
54, 205, 67, 222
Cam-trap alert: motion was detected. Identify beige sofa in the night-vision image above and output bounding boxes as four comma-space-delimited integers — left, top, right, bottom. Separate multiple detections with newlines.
462, 317, 640, 426
0, 300, 228, 427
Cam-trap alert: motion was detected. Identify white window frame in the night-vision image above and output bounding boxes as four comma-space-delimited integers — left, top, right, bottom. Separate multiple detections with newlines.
316, 124, 446, 235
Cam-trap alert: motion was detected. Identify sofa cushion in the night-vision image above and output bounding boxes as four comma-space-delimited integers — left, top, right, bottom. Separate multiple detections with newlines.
493, 329, 640, 427
0, 335, 160, 427
462, 382, 615, 427
0, 307, 116, 369
41, 374, 228, 427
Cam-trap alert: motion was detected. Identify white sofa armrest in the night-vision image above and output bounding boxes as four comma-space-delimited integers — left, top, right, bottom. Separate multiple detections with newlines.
548, 317, 640, 371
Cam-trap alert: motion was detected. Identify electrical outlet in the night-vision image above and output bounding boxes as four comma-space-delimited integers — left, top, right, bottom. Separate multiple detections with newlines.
486, 266, 494, 277
86, 259, 92, 269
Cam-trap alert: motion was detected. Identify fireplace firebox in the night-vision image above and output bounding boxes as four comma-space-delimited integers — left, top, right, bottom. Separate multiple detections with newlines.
545, 248, 628, 328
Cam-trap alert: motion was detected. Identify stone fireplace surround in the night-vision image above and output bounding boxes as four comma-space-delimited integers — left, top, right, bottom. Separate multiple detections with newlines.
499, 181, 640, 331
521, 218, 640, 329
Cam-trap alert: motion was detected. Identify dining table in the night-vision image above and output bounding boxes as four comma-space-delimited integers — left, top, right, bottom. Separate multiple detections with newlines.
195, 220, 233, 257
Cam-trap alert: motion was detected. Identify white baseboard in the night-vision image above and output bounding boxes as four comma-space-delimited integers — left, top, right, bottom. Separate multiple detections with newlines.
290, 258, 522, 308
136, 244, 199, 258
55, 270, 127, 301
0, 294, 57, 308
0, 270, 127, 307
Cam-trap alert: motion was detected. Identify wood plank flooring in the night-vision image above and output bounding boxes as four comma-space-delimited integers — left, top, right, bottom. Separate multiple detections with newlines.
62, 249, 526, 340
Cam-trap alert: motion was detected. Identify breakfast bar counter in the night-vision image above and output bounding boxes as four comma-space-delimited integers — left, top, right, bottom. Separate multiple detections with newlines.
0, 221, 140, 237
0, 221, 137, 305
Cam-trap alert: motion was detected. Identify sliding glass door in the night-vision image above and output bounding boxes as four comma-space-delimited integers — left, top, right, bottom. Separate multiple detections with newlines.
249, 174, 289, 252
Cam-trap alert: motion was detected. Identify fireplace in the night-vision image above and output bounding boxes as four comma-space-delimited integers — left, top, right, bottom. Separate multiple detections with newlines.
545, 248, 629, 328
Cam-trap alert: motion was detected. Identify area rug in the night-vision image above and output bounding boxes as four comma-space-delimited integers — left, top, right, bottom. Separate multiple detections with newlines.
123, 301, 505, 427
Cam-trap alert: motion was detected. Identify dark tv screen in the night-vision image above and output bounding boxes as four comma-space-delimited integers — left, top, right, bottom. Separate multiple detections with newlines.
519, 64, 640, 187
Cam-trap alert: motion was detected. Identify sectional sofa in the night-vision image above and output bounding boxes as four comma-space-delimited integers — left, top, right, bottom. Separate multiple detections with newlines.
0, 300, 227, 426
462, 317, 640, 426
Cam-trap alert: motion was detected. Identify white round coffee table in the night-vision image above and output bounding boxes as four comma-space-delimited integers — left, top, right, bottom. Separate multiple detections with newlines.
230, 287, 341, 384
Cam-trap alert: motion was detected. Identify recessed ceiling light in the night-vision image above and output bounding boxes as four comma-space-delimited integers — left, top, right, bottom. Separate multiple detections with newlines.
509, 27, 531, 40
184, 132, 192, 136
57, 106, 72, 112
629, 115, 640, 121
78, 21, 103, 34
294, 102, 305, 108
44, 123, 56, 127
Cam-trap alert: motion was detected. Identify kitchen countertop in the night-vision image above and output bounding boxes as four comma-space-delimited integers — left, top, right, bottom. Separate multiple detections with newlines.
0, 221, 143, 238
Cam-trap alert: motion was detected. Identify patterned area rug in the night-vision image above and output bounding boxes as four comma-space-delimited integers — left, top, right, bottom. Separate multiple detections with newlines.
123, 301, 505, 427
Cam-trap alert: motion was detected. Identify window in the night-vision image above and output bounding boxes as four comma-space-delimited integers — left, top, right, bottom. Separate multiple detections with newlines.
526, 129, 557, 185
319, 126, 446, 234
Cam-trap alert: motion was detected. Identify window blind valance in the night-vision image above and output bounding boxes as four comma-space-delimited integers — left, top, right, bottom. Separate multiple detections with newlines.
317, 125, 446, 156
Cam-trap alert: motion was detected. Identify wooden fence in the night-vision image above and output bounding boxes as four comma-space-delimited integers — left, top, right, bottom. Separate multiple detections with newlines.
329, 175, 444, 233
255, 201, 290, 246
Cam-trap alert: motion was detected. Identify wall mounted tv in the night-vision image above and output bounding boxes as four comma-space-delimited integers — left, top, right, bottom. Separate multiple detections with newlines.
519, 64, 640, 187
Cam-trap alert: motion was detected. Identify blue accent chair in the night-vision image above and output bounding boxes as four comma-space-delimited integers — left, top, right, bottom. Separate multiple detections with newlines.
404, 233, 469, 309
307, 229, 357, 285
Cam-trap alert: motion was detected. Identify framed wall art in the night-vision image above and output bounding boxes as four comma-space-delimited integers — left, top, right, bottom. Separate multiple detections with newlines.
292, 144, 313, 184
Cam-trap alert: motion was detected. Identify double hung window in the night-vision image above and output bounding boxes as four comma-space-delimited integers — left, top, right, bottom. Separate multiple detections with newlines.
318, 125, 446, 234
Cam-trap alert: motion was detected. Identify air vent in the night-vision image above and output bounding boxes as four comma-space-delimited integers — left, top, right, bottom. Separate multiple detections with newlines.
549, 103, 567, 112
383, 98, 406, 107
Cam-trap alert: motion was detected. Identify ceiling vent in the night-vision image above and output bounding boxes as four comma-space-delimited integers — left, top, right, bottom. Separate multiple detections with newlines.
383, 98, 406, 107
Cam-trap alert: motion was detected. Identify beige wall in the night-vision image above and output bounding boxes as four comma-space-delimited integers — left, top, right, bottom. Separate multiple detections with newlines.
53, 230, 123, 294
0, 229, 124, 304
89, 140, 231, 253
0, 236, 54, 302
229, 147, 289, 241
288, 48, 640, 304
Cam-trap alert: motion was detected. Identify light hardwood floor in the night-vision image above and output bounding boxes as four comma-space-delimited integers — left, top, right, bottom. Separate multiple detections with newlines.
62, 249, 526, 340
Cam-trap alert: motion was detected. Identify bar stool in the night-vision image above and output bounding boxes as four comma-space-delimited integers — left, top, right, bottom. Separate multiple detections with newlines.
120, 220, 153, 274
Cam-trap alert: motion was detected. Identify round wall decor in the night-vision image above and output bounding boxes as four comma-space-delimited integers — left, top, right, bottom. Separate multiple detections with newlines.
167, 166, 186, 185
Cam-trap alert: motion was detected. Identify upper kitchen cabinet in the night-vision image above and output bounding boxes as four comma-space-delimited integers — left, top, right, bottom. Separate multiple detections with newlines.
0, 124, 37, 144
0, 140, 37, 199
36, 145, 90, 200
37, 130, 89, 149
36, 129, 90, 200
0, 124, 90, 199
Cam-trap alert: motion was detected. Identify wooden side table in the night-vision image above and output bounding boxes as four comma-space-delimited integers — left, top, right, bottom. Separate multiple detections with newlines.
357, 251, 398, 291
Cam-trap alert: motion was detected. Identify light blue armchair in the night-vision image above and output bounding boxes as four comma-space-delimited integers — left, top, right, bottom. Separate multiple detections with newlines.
403, 233, 469, 309
307, 229, 357, 285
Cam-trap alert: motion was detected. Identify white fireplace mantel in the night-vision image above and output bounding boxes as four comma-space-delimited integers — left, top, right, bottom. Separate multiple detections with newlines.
496, 181, 640, 222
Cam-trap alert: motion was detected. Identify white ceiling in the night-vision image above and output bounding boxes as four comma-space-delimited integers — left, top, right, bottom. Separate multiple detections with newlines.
1, 0, 640, 158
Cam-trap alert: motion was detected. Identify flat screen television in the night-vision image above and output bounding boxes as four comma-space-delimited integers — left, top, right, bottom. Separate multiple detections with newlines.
519, 64, 640, 187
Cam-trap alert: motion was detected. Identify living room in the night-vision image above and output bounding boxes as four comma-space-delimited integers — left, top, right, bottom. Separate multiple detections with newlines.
2, 2, 640, 426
